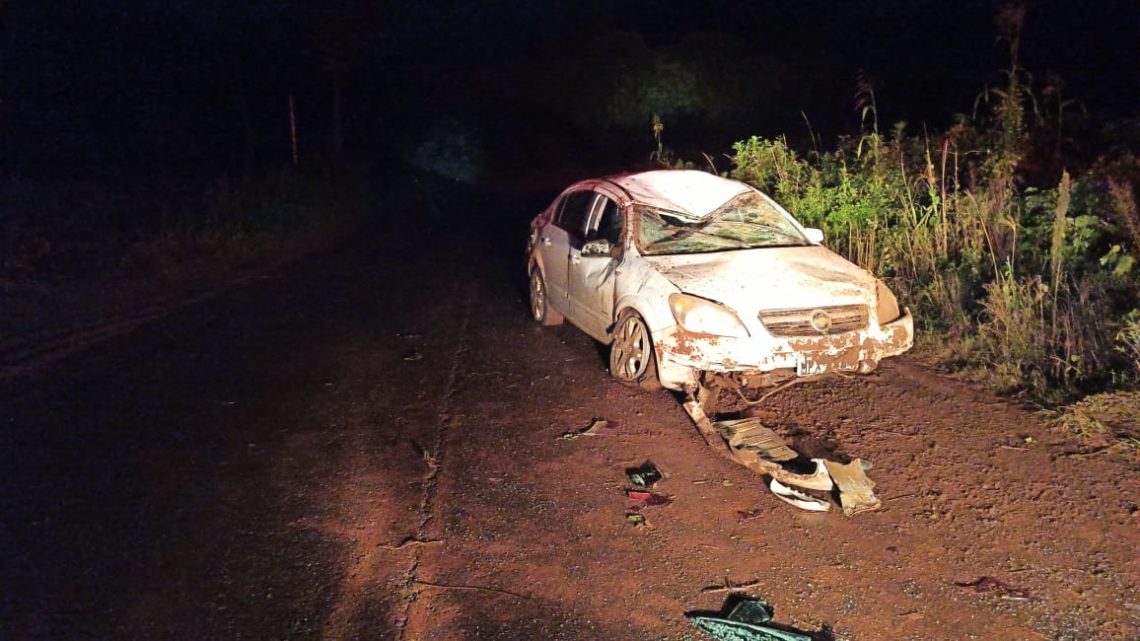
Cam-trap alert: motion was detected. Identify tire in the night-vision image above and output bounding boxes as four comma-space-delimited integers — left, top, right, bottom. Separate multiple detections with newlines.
609, 310, 661, 390
529, 267, 563, 326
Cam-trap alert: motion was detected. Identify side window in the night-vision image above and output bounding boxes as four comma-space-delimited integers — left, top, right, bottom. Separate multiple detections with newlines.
555, 191, 595, 238
587, 197, 622, 245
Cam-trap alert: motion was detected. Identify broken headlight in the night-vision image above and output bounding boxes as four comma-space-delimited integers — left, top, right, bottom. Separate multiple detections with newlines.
668, 293, 750, 337
875, 280, 901, 323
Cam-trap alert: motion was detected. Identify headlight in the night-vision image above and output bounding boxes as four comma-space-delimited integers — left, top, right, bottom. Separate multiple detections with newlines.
668, 293, 750, 337
876, 280, 901, 323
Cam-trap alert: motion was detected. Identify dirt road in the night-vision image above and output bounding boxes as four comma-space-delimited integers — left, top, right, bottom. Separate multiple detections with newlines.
2, 178, 1137, 640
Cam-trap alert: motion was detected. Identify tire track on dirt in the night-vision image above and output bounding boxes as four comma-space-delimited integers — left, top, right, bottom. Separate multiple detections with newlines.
394, 284, 475, 640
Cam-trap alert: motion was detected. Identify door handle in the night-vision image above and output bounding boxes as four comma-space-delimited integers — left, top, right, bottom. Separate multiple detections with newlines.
570, 253, 581, 265
542, 237, 552, 247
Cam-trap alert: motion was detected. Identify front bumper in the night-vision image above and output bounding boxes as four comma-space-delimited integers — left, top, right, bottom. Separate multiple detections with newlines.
654, 309, 914, 390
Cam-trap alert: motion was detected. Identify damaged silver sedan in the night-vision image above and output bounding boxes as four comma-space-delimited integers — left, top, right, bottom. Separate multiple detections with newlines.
526, 170, 913, 394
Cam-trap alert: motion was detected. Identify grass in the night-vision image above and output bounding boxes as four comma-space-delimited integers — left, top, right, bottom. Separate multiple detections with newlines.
713, 8, 1140, 425
1043, 391, 1140, 448
727, 128, 1139, 406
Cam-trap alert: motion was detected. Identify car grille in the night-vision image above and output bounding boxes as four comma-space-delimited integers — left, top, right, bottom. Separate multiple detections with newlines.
759, 304, 869, 337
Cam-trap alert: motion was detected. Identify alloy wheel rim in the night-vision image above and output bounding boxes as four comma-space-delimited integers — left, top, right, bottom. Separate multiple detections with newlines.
615, 317, 648, 379
530, 272, 545, 321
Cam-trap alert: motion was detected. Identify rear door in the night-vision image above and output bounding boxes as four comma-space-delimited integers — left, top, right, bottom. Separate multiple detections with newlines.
538, 190, 593, 315
568, 194, 622, 341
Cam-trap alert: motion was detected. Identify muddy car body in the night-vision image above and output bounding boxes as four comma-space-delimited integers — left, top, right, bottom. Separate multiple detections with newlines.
526, 170, 913, 392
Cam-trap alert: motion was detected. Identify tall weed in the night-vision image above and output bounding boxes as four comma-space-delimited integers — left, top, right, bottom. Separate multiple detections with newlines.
727, 24, 1139, 403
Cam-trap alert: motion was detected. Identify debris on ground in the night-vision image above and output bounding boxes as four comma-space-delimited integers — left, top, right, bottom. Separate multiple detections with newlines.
401, 351, 423, 362
768, 478, 830, 512
700, 577, 763, 594
626, 461, 664, 488
623, 463, 671, 524
954, 576, 1032, 601
682, 395, 738, 461
687, 596, 814, 641
736, 508, 764, 521
625, 513, 652, 530
717, 418, 798, 462
626, 489, 674, 509
583, 418, 615, 435
822, 459, 881, 516
681, 392, 884, 515
559, 418, 617, 440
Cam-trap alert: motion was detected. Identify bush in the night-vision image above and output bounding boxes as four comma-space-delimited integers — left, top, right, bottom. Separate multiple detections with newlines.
727, 60, 1139, 404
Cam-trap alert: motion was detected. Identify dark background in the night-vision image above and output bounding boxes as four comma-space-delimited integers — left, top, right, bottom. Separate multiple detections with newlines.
2, 7, 1139, 639
3, 1, 1138, 186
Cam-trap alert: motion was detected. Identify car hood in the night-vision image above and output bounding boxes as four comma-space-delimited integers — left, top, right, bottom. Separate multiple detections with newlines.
642, 246, 875, 311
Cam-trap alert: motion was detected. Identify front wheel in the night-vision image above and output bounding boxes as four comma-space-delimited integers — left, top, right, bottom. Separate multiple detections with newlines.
609, 311, 660, 390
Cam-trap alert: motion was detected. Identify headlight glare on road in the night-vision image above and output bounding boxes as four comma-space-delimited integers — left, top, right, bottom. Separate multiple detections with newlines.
668, 293, 750, 337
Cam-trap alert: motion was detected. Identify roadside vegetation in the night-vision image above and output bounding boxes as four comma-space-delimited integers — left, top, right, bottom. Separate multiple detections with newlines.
718, 8, 1138, 441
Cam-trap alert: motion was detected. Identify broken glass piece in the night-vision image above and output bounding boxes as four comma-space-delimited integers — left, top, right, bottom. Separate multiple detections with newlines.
626, 462, 663, 488
687, 597, 813, 641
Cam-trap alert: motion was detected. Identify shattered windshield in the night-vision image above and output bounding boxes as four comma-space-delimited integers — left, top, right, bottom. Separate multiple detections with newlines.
635, 191, 808, 255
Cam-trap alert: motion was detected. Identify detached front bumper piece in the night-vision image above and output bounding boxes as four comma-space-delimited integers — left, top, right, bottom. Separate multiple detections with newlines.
680, 398, 883, 517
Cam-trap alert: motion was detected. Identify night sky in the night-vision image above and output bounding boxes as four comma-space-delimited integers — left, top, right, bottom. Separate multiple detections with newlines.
4, 1, 1138, 177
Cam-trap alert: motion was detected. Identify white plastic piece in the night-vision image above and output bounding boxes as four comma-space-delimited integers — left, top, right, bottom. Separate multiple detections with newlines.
768, 478, 831, 512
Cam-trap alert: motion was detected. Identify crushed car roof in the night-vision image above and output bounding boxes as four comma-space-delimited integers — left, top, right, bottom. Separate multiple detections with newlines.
607, 170, 751, 218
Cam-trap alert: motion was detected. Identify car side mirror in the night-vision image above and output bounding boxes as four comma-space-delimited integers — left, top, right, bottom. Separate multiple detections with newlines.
804, 227, 824, 244
581, 239, 614, 257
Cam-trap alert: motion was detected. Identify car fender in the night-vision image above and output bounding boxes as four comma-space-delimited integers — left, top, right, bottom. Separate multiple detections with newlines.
612, 282, 698, 391
527, 218, 553, 279
528, 248, 545, 279
612, 268, 679, 340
